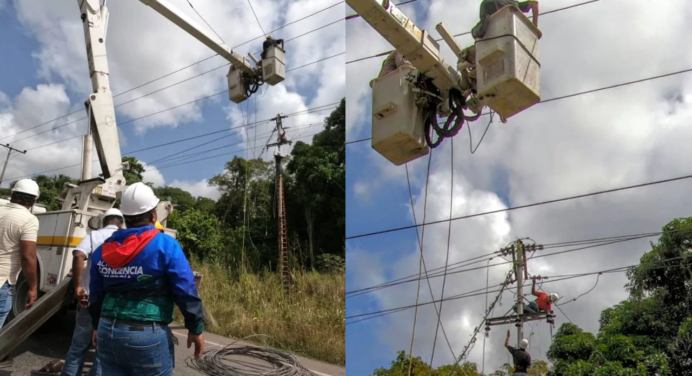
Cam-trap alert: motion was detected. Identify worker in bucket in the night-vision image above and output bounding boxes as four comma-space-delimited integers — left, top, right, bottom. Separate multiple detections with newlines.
513, 277, 560, 314
505, 330, 531, 375
459, 0, 540, 109
60, 208, 124, 376
0, 179, 40, 327
375, 51, 413, 81
261, 34, 284, 59
472, 0, 539, 40
88, 182, 205, 374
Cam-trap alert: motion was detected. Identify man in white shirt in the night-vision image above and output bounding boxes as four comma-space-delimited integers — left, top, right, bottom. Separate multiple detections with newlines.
60, 208, 123, 376
0, 179, 40, 327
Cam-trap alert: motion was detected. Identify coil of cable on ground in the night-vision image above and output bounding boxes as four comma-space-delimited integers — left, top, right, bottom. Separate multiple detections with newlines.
186, 335, 317, 376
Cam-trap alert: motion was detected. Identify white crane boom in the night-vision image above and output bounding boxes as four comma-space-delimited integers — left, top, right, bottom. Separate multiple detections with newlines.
139, 0, 255, 75
78, 0, 124, 183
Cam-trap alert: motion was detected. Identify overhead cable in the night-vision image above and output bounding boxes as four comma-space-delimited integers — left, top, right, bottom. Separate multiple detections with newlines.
344, 65, 692, 144
1, 3, 344, 143
345, 0, 601, 64
346, 173, 692, 240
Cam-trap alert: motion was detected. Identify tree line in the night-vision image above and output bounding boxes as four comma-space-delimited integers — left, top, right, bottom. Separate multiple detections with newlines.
373, 217, 692, 375
0, 99, 345, 274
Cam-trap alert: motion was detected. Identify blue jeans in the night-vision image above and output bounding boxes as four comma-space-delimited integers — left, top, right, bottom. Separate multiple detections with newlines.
0, 281, 14, 327
96, 318, 174, 376
513, 301, 539, 314
61, 308, 101, 376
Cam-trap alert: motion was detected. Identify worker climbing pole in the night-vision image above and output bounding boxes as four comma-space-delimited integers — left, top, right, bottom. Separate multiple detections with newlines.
267, 114, 292, 293
484, 239, 556, 336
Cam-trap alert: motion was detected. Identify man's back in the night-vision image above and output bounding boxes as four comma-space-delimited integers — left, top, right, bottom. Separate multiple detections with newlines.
89, 225, 202, 331
0, 203, 38, 285
507, 346, 531, 372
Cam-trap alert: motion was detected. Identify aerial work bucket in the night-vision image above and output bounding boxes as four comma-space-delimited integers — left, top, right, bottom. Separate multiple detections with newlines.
370, 65, 429, 166
475, 5, 541, 120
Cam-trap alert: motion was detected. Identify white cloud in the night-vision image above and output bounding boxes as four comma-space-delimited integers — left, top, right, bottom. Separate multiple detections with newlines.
141, 161, 165, 187
169, 178, 221, 200
347, 0, 692, 372
3, 0, 343, 185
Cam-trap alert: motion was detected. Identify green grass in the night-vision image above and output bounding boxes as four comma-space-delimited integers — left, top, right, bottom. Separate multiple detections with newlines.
174, 261, 345, 365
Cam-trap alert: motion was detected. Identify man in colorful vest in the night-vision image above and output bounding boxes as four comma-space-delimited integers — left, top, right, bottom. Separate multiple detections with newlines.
61, 208, 124, 376
89, 182, 204, 375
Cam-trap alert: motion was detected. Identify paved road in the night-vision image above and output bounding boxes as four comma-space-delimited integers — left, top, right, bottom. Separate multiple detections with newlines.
0, 311, 344, 376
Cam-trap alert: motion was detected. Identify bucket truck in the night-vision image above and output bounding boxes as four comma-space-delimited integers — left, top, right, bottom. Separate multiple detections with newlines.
350, 0, 541, 165
0, 0, 285, 359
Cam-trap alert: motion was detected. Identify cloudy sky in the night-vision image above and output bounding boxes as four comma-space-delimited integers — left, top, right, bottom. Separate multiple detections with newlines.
345, 0, 692, 375
0, 0, 344, 199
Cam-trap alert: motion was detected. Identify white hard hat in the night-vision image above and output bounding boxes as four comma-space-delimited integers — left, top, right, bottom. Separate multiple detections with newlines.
119, 183, 160, 216
103, 208, 123, 219
266, 34, 273, 39
550, 293, 560, 302
520, 339, 529, 349
11, 179, 40, 198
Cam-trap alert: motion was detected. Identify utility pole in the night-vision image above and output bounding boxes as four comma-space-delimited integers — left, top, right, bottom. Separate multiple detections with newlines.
0, 144, 27, 187
267, 114, 291, 293
515, 240, 525, 347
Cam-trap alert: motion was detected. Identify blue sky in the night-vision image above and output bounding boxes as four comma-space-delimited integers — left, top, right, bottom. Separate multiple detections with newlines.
0, 0, 344, 199
346, 0, 692, 375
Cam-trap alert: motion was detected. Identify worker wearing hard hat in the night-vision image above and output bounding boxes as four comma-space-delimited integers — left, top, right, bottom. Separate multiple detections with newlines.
61, 208, 124, 376
472, 0, 539, 40
88, 182, 204, 374
512, 277, 559, 315
261, 34, 284, 60
505, 330, 531, 375
530, 277, 559, 312
0, 179, 40, 327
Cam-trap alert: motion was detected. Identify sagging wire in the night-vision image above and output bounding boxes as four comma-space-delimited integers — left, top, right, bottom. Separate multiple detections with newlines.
430, 138, 456, 366
557, 273, 602, 307
468, 111, 494, 154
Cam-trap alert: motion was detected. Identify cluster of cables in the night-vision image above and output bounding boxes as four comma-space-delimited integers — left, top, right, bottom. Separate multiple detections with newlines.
422, 84, 484, 148
245, 72, 265, 98
186, 337, 317, 376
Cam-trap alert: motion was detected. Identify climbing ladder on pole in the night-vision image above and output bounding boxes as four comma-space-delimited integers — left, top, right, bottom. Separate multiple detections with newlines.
276, 166, 291, 293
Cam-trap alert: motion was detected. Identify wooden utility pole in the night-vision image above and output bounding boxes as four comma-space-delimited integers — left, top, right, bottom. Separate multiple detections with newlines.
267, 114, 291, 293
0, 144, 27, 187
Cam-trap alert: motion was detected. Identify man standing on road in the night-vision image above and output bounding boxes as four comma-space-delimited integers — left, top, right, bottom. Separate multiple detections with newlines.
505, 330, 531, 375
0, 179, 40, 327
89, 182, 205, 375
61, 208, 124, 376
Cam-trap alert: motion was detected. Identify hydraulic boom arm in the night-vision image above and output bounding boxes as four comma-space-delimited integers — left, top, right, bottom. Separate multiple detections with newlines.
139, 0, 255, 75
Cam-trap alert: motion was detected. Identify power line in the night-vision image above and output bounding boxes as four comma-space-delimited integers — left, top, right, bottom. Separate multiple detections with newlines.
1, 3, 344, 143
15, 103, 336, 159
344, 65, 692, 144
3, 126, 324, 183
7, 50, 342, 149
186, 0, 226, 43
346, 173, 692, 240
1, 104, 337, 181
345, 0, 601, 64
345, 229, 692, 297
346, 256, 691, 323
247, 0, 267, 37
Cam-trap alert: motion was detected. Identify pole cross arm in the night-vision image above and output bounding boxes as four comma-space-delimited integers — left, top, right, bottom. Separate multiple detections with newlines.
485, 311, 555, 327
